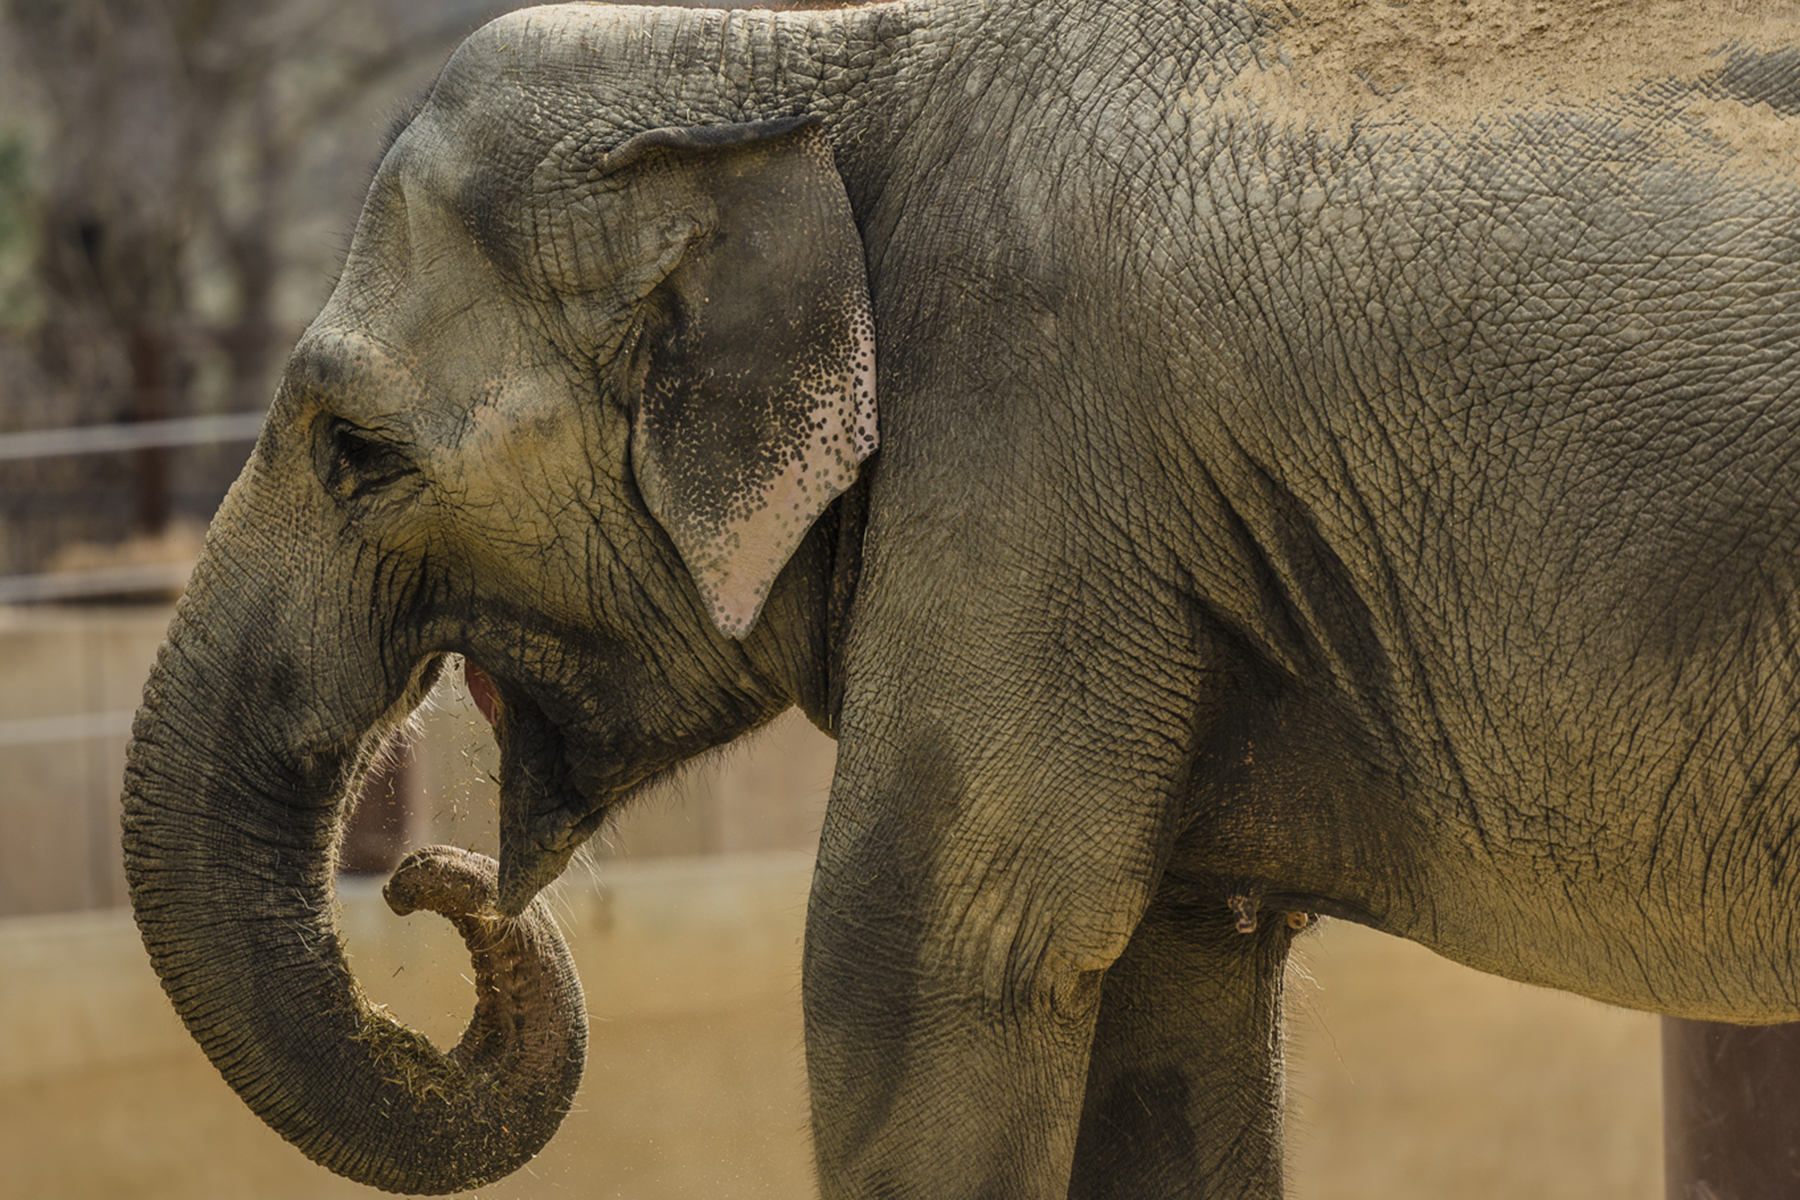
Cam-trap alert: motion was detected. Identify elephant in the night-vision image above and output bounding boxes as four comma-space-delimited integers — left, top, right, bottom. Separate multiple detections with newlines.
120, 0, 1800, 1195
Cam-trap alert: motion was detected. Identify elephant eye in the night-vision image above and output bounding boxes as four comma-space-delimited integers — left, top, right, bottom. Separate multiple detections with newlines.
320, 418, 417, 501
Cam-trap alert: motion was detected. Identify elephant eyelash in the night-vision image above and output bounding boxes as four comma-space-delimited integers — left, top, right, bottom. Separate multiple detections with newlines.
324, 420, 418, 500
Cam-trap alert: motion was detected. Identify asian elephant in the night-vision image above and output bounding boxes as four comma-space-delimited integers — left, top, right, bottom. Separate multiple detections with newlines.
120, 0, 1800, 1195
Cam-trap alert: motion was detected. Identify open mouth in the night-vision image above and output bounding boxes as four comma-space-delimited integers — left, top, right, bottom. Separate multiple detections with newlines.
458, 656, 605, 914
464, 657, 502, 726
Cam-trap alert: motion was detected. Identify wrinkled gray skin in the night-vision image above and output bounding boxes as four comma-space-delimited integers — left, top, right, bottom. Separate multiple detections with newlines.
122, 0, 1800, 1195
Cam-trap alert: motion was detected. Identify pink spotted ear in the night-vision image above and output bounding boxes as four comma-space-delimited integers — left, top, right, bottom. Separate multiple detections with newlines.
614, 119, 877, 638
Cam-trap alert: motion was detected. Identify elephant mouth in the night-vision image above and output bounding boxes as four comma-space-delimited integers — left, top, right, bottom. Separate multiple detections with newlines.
460, 656, 607, 914
464, 657, 502, 726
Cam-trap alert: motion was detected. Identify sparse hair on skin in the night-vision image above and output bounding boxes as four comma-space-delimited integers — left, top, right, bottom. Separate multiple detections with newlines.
378, 81, 438, 166
318, 77, 448, 314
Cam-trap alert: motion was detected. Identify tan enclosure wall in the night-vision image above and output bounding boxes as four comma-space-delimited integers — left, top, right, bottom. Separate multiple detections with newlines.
0, 605, 1663, 1199
0, 864, 1664, 1200
0, 602, 838, 918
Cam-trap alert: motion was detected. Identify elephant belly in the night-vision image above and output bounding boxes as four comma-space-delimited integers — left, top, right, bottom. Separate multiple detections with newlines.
1172, 654, 1800, 1023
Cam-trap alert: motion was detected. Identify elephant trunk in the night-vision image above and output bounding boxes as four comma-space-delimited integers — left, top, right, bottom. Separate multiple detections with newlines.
121, 571, 586, 1194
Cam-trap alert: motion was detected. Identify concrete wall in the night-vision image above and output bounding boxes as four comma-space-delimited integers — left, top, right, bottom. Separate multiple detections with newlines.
408, 661, 836, 863
0, 602, 838, 917
0, 603, 1665, 1198
1284, 924, 1661, 1200
0, 604, 167, 914
0, 861, 1662, 1200
1, 852, 820, 1200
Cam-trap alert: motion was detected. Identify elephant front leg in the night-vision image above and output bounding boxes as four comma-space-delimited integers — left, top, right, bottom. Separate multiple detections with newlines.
803, 725, 1177, 1197
804, 899, 1104, 1197
1069, 874, 1295, 1199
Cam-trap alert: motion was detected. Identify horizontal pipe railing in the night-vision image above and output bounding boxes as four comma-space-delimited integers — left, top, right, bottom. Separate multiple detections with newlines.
0, 562, 193, 604
1, 413, 239, 606
0, 709, 137, 748
0, 413, 263, 462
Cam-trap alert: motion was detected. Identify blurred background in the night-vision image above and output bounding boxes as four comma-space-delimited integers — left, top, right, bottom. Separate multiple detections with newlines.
0, 1, 1660, 1196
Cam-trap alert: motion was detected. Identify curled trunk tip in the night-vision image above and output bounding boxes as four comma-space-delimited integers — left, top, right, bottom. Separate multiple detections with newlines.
337, 845, 588, 1193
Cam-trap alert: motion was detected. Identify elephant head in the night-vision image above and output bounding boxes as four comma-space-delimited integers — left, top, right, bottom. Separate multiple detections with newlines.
120, 9, 877, 1191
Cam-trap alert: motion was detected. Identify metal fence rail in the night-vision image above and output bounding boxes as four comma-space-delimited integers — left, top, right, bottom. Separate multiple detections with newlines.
1, 412, 252, 604
0, 709, 138, 748
0, 562, 194, 604
0, 415, 236, 745
0, 412, 263, 462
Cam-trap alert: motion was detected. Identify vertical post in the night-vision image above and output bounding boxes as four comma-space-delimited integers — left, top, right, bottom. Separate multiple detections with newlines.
1663, 1017, 1800, 1198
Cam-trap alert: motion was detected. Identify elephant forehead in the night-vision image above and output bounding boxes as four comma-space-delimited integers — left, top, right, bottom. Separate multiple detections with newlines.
310, 213, 549, 415
285, 321, 543, 451
281, 331, 427, 420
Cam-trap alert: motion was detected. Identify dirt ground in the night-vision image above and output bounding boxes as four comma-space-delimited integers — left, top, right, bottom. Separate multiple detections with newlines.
1, 854, 1661, 1200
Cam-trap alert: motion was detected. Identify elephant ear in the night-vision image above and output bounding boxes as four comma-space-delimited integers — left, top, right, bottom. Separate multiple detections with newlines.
607, 117, 877, 639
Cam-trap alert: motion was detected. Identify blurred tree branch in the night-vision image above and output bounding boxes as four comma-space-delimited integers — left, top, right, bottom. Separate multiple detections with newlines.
0, 0, 501, 552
